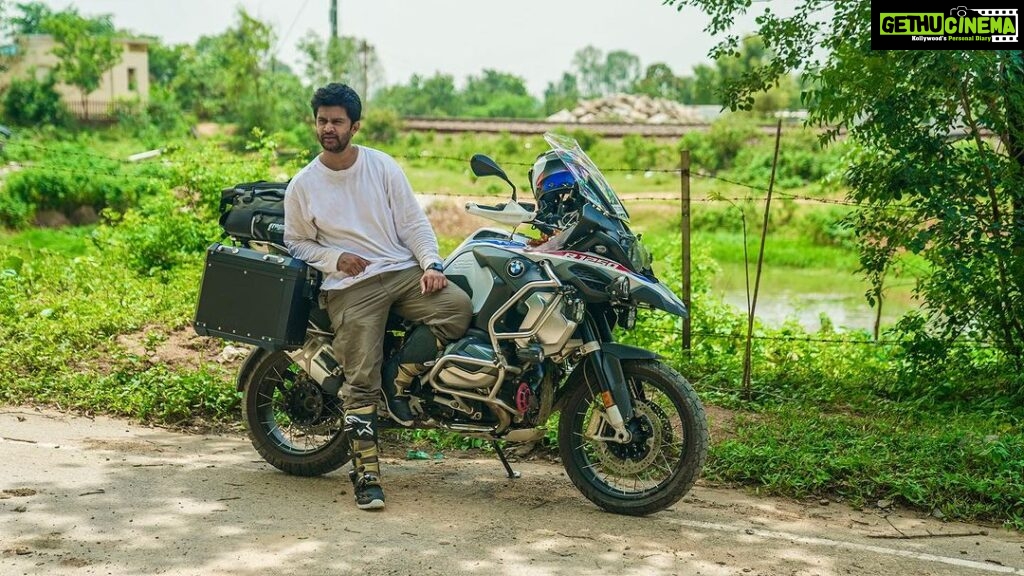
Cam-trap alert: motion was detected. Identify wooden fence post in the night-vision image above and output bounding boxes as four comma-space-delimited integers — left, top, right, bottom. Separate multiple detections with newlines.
681, 150, 692, 353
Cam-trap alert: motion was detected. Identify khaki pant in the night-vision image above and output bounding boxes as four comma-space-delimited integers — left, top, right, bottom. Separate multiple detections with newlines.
325, 266, 472, 411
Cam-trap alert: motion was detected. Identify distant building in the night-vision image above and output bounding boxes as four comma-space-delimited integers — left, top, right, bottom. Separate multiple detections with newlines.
0, 34, 150, 119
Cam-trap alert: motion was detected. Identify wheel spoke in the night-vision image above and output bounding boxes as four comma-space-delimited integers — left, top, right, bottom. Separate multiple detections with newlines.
564, 364, 708, 502
249, 351, 342, 457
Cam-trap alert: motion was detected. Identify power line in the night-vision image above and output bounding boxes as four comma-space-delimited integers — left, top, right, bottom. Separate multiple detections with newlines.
274, 0, 314, 60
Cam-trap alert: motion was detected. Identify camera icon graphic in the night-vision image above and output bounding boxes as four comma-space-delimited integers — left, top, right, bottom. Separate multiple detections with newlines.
949, 6, 969, 17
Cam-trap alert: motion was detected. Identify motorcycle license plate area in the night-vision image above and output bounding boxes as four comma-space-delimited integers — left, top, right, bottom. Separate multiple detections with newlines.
193, 243, 315, 349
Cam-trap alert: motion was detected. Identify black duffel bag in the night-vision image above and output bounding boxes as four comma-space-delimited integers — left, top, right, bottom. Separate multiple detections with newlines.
219, 181, 289, 247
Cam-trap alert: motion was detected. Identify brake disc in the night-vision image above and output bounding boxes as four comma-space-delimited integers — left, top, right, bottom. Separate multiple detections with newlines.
591, 401, 664, 476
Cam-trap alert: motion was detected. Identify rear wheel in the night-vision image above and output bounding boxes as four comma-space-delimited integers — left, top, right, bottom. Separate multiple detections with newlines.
242, 349, 350, 476
558, 359, 708, 516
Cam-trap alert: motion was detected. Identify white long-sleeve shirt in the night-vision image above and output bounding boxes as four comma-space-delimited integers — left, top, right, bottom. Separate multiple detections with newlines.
283, 146, 441, 291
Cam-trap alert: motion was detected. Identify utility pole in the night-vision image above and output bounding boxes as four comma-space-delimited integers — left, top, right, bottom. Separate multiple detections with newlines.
330, 0, 338, 38
329, 0, 342, 80
359, 40, 369, 97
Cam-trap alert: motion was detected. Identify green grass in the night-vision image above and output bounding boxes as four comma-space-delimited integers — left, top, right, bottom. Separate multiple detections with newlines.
696, 229, 859, 269
0, 225, 98, 256
0, 238, 238, 424
708, 406, 1024, 528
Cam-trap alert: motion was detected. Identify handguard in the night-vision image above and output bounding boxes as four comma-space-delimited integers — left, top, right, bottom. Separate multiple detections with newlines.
465, 201, 537, 226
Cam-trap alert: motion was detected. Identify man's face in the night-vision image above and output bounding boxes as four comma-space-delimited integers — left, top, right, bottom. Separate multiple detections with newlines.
315, 106, 359, 153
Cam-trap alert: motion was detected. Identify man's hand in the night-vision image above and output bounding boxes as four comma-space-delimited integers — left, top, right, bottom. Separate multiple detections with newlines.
337, 253, 370, 276
420, 269, 447, 294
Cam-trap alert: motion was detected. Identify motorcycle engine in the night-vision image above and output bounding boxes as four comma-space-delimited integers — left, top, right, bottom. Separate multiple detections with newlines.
514, 290, 581, 355
434, 334, 501, 390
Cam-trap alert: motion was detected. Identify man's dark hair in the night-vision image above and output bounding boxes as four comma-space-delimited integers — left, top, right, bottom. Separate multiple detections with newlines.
310, 83, 362, 122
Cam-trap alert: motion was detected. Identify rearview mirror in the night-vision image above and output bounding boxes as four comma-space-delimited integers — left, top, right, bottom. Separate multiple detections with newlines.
470, 154, 506, 179
470, 154, 518, 201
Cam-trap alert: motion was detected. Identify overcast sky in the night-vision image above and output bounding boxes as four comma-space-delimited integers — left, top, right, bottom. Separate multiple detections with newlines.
31, 0, 769, 97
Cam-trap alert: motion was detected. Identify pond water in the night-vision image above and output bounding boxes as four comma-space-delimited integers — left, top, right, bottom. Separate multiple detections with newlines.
710, 263, 920, 333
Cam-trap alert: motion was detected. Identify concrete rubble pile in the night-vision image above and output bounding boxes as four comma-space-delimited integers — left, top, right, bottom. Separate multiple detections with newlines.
546, 93, 703, 125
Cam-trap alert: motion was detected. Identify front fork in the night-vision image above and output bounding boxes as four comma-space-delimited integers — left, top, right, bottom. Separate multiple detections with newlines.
579, 319, 637, 444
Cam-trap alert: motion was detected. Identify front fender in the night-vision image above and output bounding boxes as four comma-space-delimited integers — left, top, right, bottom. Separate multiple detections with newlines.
555, 343, 659, 418
601, 342, 660, 362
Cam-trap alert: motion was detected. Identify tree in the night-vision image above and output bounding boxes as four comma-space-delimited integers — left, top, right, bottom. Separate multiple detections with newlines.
3, 1, 52, 35
146, 40, 186, 87
372, 73, 463, 117
713, 35, 798, 113
1, 73, 66, 125
40, 8, 119, 120
0, 1, 12, 73
462, 69, 540, 118
570, 46, 643, 98
666, 1, 1024, 365
543, 72, 580, 115
635, 62, 685, 100
689, 63, 719, 104
603, 50, 642, 94
572, 45, 604, 98
160, 8, 308, 135
218, 8, 275, 131
297, 32, 383, 96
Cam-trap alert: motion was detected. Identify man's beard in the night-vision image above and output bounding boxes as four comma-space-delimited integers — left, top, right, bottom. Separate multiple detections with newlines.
319, 131, 351, 153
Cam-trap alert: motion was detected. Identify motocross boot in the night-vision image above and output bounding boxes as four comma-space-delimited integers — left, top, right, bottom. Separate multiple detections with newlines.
381, 325, 441, 427
345, 405, 385, 510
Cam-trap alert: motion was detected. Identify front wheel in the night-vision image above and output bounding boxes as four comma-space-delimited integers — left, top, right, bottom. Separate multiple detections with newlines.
242, 349, 350, 476
558, 359, 708, 516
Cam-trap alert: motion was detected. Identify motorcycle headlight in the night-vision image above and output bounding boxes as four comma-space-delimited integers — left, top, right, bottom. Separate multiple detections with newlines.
628, 235, 653, 275
609, 275, 630, 301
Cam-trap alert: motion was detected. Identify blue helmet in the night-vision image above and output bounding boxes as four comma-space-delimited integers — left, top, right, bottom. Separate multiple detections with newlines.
531, 151, 577, 196
530, 150, 583, 225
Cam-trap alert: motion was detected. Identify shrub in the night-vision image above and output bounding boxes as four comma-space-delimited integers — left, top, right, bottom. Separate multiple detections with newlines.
92, 192, 221, 275
679, 113, 760, 173
360, 106, 402, 146
0, 155, 163, 228
1, 74, 69, 127
797, 206, 855, 248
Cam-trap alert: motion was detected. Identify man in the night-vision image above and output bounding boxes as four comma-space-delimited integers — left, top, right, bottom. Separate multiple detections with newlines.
284, 83, 472, 510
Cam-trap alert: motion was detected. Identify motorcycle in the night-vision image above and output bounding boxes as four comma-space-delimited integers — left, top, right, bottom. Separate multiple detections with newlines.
234, 132, 708, 516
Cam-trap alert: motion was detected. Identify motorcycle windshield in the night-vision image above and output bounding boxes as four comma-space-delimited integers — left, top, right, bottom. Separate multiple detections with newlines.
543, 132, 630, 222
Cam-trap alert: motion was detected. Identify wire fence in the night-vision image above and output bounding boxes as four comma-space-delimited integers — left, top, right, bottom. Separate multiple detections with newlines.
4, 141, 862, 207
0, 138, 977, 350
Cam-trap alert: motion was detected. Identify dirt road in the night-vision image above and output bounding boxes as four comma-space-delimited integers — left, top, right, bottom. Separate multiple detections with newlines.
2, 408, 1023, 576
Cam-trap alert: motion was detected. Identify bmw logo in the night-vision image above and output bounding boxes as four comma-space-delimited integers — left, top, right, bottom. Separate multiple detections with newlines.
507, 259, 525, 278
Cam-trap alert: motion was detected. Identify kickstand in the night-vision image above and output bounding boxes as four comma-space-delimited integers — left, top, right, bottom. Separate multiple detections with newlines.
491, 440, 521, 479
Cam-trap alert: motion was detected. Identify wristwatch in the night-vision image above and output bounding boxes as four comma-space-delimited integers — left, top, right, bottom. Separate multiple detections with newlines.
426, 262, 444, 273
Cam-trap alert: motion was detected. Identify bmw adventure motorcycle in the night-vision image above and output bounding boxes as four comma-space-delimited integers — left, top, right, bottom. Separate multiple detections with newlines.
234, 132, 707, 516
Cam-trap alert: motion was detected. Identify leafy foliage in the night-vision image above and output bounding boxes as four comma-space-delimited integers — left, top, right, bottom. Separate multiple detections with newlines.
708, 408, 1024, 528
2, 0, 51, 35
40, 7, 119, 118
666, 0, 1024, 363
543, 73, 581, 115
0, 73, 67, 127
0, 146, 164, 228
297, 33, 383, 95
371, 71, 542, 119
462, 69, 540, 118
